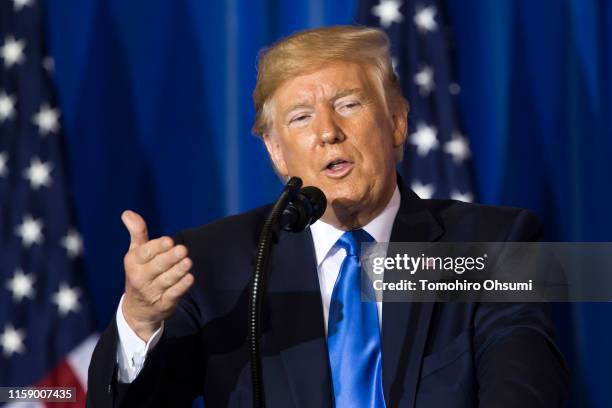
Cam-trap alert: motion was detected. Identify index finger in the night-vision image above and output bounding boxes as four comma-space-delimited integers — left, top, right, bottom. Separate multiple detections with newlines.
132, 236, 175, 265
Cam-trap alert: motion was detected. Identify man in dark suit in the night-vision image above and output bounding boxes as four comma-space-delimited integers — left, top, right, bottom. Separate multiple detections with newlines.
87, 26, 568, 407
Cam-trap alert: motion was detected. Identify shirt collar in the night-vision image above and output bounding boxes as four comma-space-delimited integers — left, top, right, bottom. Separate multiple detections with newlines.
309, 185, 401, 267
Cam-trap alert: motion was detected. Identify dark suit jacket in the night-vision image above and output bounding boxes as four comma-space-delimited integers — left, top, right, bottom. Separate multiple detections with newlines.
87, 185, 569, 407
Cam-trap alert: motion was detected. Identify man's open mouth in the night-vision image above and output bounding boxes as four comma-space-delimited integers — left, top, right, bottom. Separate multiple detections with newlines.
326, 159, 350, 170
324, 158, 353, 177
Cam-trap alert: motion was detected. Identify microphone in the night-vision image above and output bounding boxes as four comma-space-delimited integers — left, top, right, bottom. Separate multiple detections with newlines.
280, 186, 327, 232
248, 178, 326, 408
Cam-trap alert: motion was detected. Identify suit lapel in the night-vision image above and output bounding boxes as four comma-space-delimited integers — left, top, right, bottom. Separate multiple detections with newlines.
382, 184, 443, 407
266, 228, 333, 408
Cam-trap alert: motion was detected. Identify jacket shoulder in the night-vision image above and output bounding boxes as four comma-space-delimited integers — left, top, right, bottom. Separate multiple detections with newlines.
423, 199, 542, 241
172, 204, 274, 264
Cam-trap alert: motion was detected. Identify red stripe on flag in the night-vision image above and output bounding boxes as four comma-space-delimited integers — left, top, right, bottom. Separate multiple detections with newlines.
37, 358, 86, 408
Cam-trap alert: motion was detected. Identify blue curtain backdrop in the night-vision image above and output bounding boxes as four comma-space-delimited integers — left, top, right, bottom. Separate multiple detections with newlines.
42, 0, 611, 406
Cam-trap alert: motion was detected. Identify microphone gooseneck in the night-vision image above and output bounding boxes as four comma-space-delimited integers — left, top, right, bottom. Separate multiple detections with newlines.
248, 177, 326, 408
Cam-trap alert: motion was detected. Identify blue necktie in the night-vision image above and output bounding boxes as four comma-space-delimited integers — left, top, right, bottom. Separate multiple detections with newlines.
327, 230, 386, 407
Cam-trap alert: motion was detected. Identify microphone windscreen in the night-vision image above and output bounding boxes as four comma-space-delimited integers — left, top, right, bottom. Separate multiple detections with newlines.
300, 186, 327, 222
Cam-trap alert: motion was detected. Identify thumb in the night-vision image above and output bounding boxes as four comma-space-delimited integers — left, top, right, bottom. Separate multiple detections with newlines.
121, 210, 149, 249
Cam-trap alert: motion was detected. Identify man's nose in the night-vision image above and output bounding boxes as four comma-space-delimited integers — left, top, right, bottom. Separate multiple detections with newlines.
316, 109, 345, 144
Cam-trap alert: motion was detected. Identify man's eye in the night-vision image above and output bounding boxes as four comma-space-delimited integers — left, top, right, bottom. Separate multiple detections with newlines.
338, 101, 361, 112
290, 114, 310, 124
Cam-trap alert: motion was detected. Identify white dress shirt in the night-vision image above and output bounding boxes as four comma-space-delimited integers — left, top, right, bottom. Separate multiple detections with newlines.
115, 185, 401, 383
309, 186, 400, 333
115, 295, 164, 382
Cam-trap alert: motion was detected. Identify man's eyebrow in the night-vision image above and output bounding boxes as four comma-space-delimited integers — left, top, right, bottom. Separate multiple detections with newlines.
281, 88, 365, 118
330, 88, 364, 103
282, 103, 312, 118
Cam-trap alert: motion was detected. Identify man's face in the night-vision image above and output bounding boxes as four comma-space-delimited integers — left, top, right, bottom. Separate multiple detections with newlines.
263, 62, 407, 228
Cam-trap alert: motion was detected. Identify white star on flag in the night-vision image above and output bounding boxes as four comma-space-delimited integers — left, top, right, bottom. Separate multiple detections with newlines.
449, 82, 461, 95
52, 283, 81, 315
0, 92, 16, 122
32, 104, 61, 135
391, 56, 399, 76
15, 215, 44, 247
410, 123, 439, 156
1, 324, 26, 357
61, 229, 84, 258
414, 65, 435, 96
371, 0, 404, 28
13, 0, 34, 11
451, 191, 474, 203
5, 269, 36, 302
414, 5, 438, 32
444, 132, 471, 164
0, 151, 8, 177
0, 36, 26, 68
43, 56, 55, 73
411, 180, 435, 199
24, 157, 53, 189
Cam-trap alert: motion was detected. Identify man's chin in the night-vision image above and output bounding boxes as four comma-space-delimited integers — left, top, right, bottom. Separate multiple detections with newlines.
328, 196, 367, 217
322, 198, 369, 229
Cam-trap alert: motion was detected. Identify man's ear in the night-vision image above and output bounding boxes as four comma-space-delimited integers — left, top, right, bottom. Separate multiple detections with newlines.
391, 103, 408, 149
262, 132, 289, 177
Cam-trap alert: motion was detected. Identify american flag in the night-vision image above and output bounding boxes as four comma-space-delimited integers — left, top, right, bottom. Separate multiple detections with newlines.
0, 1, 97, 406
357, 0, 476, 201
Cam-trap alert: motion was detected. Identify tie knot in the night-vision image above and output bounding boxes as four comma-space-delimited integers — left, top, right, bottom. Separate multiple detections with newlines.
336, 229, 374, 257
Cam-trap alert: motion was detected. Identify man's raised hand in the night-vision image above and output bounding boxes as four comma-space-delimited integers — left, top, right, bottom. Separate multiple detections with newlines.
120, 210, 194, 342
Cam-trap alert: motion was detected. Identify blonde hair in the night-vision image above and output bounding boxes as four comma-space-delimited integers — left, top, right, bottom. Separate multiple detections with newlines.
251, 25, 407, 138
